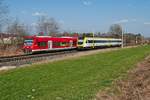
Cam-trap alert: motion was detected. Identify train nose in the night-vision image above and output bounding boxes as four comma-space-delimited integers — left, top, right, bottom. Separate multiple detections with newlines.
23, 46, 32, 54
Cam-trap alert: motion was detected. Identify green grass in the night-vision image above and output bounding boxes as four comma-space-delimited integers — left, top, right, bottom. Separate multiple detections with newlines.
0, 46, 150, 100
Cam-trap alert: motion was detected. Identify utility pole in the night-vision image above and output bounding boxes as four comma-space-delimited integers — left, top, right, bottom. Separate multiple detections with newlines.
46, 26, 49, 36
92, 32, 94, 48
135, 36, 138, 45
121, 30, 124, 48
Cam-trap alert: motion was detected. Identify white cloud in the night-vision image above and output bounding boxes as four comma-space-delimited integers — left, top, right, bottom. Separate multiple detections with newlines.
131, 19, 137, 22
21, 11, 27, 14
32, 12, 46, 16
144, 22, 150, 25
31, 22, 38, 27
114, 19, 137, 24
59, 20, 65, 24
82, 0, 92, 6
114, 19, 129, 24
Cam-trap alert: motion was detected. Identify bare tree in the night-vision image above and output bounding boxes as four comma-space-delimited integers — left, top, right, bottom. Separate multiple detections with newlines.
7, 19, 28, 36
109, 24, 122, 38
0, 0, 9, 32
36, 15, 60, 36
0, 0, 9, 49
7, 19, 29, 46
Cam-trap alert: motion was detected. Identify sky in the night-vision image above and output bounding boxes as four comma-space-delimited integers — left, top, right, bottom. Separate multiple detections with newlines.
4, 0, 150, 37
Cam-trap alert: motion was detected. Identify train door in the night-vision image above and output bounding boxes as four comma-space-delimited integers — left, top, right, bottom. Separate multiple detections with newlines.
70, 40, 73, 47
48, 41, 52, 49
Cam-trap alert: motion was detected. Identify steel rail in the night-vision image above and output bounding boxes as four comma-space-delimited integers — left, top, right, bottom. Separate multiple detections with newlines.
0, 50, 77, 67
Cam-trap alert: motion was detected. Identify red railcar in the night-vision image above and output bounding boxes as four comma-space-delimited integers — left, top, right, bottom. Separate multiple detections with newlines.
23, 36, 78, 54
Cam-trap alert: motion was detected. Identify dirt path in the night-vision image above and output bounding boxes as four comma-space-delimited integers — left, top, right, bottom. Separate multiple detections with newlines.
96, 55, 150, 100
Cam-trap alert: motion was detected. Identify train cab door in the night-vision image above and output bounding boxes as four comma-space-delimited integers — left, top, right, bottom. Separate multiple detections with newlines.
70, 40, 73, 47
48, 41, 52, 49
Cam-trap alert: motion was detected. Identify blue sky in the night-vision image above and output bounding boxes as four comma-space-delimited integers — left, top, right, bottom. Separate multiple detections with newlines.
5, 0, 150, 37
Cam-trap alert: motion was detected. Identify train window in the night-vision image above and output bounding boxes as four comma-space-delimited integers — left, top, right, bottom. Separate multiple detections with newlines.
94, 40, 107, 43
24, 40, 33, 46
53, 42, 68, 46
87, 40, 122, 43
88, 40, 93, 43
78, 41, 83, 45
60, 42, 67, 46
53, 42, 60, 46
78, 40, 83, 45
109, 40, 122, 42
94, 40, 98, 43
118, 40, 122, 42
95, 40, 122, 43
38, 42, 47, 47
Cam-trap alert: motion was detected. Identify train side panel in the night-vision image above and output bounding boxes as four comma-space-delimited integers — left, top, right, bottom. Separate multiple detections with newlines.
77, 37, 122, 49
23, 36, 78, 54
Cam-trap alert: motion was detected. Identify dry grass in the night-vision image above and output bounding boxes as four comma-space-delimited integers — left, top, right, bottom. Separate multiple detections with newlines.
0, 46, 23, 57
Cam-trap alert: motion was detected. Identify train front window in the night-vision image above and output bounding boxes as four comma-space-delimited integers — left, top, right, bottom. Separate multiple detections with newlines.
78, 40, 83, 45
24, 40, 33, 46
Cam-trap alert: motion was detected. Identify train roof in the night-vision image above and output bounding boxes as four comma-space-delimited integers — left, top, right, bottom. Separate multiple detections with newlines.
61, 36, 77, 38
84, 37, 122, 40
36, 36, 52, 38
24, 36, 77, 38
24, 36, 78, 41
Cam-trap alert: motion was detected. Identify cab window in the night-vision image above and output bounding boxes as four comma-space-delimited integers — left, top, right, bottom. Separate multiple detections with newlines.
24, 40, 33, 46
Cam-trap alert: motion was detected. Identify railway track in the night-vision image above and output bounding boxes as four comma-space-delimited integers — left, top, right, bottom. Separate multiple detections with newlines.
0, 50, 77, 67
0, 45, 139, 68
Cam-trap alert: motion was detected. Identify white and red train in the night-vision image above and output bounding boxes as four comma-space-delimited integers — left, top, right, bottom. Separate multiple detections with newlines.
23, 36, 77, 54
23, 36, 122, 54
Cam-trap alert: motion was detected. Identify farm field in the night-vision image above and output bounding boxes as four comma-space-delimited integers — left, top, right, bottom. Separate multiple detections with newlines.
0, 45, 150, 100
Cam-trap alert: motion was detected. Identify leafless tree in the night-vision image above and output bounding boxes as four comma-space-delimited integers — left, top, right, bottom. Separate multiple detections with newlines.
7, 19, 29, 46
36, 15, 60, 36
0, 0, 9, 49
7, 19, 28, 36
0, 0, 9, 32
109, 24, 123, 38
109, 24, 122, 34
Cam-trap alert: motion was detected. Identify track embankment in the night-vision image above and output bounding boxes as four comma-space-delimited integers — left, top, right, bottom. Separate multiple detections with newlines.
0, 46, 138, 71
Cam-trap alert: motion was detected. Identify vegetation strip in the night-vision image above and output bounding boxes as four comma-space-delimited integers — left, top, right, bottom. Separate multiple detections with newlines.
96, 55, 150, 100
0, 45, 150, 100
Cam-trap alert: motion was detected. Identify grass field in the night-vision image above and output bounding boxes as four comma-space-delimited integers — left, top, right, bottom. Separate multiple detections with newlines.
0, 46, 150, 100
